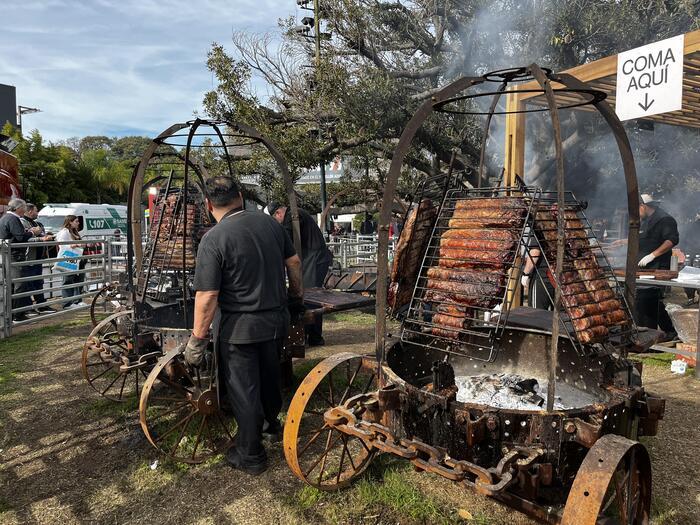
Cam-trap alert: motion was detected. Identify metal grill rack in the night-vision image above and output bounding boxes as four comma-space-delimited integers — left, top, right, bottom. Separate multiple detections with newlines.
137, 181, 211, 303
401, 185, 540, 362
388, 168, 469, 318
523, 191, 636, 355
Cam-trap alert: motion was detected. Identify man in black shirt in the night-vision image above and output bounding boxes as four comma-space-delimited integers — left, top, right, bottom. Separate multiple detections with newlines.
617, 194, 679, 338
185, 177, 303, 475
266, 201, 333, 345
21, 204, 52, 312
0, 198, 50, 321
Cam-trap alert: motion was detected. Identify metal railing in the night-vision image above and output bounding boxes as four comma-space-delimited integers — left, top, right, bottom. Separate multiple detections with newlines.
0, 239, 120, 338
326, 234, 396, 269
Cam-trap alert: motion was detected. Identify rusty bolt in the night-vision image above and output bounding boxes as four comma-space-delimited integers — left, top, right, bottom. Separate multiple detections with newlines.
486, 416, 498, 431
206, 399, 213, 406
563, 421, 576, 434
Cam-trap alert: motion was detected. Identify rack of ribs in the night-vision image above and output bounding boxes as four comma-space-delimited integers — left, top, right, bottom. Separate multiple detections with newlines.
388, 199, 437, 312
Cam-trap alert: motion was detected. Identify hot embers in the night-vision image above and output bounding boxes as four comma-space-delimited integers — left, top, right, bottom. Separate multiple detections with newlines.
454, 373, 600, 410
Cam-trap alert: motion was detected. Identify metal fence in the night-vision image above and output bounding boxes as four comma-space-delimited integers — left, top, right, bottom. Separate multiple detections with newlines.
0, 239, 118, 338
326, 234, 396, 269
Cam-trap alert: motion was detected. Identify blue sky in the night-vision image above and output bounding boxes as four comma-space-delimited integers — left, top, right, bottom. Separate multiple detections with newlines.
1, 0, 297, 141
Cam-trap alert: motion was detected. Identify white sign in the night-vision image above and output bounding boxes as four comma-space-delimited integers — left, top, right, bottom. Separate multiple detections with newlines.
615, 34, 684, 121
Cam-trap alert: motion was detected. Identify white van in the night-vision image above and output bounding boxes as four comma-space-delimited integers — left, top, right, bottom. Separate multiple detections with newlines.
38, 203, 127, 239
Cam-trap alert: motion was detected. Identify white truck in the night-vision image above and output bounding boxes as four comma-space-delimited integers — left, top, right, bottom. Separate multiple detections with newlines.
38, 203, 127, 239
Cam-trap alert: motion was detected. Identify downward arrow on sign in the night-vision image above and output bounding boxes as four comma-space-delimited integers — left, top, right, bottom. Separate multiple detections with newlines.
638, 93, 655, 112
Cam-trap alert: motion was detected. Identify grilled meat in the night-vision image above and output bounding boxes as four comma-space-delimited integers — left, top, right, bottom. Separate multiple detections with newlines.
426, 267, 505, 286
388, 199, 437, 311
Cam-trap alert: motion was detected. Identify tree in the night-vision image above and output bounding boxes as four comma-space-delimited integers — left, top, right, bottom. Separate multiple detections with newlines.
204, 0, 699, 212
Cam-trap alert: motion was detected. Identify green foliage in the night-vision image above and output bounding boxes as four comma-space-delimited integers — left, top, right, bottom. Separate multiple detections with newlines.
202, 0, 699, 213
3, 123, 156, 205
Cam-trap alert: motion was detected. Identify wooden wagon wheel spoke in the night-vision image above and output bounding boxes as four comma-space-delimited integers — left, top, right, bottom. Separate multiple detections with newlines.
284, 352, 377, 490
140, 347, 236, 464
561, 434, 651, 525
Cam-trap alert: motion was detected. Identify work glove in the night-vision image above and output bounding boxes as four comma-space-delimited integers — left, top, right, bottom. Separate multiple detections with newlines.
184, 334, 209, 367
638, 253, 656, 268
520, 275, 530, 289
288, 296, 306, 324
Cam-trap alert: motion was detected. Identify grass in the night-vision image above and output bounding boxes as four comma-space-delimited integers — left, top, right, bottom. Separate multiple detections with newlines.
287, 456, 464, 524
0, 318, 90, 395
630, 351, 696, 375
325, 310, 376, 326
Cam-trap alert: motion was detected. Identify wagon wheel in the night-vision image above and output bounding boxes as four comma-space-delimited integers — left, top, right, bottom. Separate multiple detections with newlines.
561, 434, 651, 525
284, 352, 378, 490
139, 346, 237, 464
82, 310, 154, 402
90, 282, 127, 327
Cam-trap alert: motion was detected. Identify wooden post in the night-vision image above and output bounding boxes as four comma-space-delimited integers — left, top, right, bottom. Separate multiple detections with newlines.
504, 90, 526, 187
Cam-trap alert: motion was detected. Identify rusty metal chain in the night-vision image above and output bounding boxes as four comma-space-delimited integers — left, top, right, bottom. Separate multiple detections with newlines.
325, 393, 544, 496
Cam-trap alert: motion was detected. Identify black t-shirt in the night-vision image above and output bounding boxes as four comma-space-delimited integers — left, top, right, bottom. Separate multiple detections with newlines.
638, 208, 679, 270
194, 209, 296, 344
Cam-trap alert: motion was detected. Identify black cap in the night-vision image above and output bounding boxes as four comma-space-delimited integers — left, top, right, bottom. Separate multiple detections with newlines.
265, 201, 282, 216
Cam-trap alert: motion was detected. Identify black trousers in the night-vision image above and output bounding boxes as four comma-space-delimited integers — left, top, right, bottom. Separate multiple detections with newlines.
305, 259, 330, 342
218, 338, 283, 464
24, 263, 46, 304
11, 262, 31, 314
635, 287, 675, 333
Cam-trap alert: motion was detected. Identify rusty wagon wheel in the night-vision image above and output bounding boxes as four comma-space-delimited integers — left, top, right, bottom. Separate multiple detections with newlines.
90, 282, 127, 327
284, 352, 378, 490
139, 346, 237, 464
561, 434, 651, 525
82, 310, 156, 402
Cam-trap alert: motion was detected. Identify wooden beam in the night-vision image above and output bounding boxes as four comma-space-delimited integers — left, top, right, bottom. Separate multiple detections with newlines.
504, 90, 526, 186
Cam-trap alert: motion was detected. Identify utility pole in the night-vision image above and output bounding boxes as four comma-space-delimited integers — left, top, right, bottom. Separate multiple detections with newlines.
313, 0, 327, 228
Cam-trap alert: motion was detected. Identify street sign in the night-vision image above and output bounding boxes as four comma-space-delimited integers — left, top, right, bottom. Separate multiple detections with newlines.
615, 34, 684, 121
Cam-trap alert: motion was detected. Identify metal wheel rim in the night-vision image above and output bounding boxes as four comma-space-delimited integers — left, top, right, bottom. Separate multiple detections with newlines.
561, 434, 651, 525
81, 310, 143, 402
283, 352, 378, 490
139, 346, 236, 464
90, 282, 126, 327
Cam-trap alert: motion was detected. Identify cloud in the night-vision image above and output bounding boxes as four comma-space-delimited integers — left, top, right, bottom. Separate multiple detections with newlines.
1, 0, 295, 141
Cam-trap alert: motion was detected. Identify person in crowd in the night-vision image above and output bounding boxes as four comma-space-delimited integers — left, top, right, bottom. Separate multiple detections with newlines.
359, 211, 376, 235
184, 177, 303, 475
55, 215, 87, 308
614, 194, 679, 340
265, 201, 333, 346
0, 198, 51, 321
20, 204, 53, 313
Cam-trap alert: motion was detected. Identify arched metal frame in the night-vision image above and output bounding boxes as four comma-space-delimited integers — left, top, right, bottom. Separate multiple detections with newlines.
126, 119, 303, 326
375, 65, 640, 391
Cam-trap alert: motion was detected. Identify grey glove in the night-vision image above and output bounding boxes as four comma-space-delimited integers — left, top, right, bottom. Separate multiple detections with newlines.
184, 334, 210, 367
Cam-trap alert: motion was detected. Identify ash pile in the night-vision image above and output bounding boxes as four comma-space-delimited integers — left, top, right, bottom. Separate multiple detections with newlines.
455, 373, 599, 410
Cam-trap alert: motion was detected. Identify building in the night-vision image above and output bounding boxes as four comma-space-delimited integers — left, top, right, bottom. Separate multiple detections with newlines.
0, 84, 18, 129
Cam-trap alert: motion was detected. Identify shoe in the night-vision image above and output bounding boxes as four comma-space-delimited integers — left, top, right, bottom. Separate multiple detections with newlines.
307, 336, 325, 347
26, 311, 40, 317
656, 331, 678, 344
262, 420, 282, 443
36, 306, 54, 313
75, 301, 88, 307
225, 447, 268, 476
12, 313, 28, 322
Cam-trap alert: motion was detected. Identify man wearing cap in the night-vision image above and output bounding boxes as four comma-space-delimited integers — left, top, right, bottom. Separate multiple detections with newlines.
620, 194, 679, 339
184, 177, 304, 475
265, 201, 333, 346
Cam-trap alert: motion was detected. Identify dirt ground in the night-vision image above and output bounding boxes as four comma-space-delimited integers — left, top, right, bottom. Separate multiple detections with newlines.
1, 311, 699, 524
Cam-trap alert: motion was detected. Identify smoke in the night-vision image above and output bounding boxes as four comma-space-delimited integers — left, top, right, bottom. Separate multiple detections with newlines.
443, 1, 700, 240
